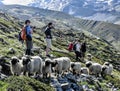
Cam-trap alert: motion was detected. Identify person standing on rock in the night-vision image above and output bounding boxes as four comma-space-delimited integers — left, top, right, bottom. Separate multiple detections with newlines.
44, 22, 54, 57
24, 20, 33, 55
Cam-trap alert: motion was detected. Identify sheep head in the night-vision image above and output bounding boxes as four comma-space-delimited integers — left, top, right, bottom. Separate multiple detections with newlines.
45, 58, 52, 66
22, 58, 31, 65
86, 61, 92, 68
102, 66, 108, 71
71, 63, 75, 68
51, 60, 58, 67
11, 57, 19, 65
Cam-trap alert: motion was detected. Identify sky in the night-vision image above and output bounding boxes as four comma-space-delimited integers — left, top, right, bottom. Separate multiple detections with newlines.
2, 0, 33, 5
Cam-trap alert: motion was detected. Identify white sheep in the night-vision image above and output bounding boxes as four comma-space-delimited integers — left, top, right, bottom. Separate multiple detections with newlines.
52, 57, 71, 76
86, 61, 102, 77
71, 62, 81, 75
42, 58, 52, 78
22, 56, 43, 77
81, 67, 89, 75
101, 62, 113, 77
10, 56, 23, 76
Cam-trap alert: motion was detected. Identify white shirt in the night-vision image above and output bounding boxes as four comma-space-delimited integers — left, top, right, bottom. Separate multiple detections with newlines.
76, 43, 81, 52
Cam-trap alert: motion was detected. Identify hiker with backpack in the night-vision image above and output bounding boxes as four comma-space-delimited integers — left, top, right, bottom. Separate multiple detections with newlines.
44, 22, 54, 57
20, 20, 33, 55
73, 39, 82, 61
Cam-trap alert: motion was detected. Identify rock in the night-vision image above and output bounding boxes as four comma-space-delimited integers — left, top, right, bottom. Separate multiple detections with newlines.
82, 85, 89, 91
0, 56, 6, 64
0, 38, 4, 42
50, 78, 61, 88
0, 73, 8, 80
55, 87, 63, 91
79, 74, 91, 82
0, 65, 2, 72
61, 83, 71, 90
7, 36, 15, 39
8, 48, 15, 54
71, 83, 81, 91
1, 63, 11, 76
32, 47, 41, 54
65, 73, 77, 83
58, 76, 68, 84
106, 82, 113, 88
0, 38, 9, 45
66, 88, 74, 91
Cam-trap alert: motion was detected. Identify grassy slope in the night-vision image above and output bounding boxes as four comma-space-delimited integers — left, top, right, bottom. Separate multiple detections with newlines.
0, 13, 120, 90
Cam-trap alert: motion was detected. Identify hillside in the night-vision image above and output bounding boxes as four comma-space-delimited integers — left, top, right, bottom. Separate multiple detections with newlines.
0, 10, 120, 90
0, 5, 120, 51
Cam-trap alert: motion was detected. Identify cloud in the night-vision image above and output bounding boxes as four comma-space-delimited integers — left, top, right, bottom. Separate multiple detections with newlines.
2, 0, 33, 5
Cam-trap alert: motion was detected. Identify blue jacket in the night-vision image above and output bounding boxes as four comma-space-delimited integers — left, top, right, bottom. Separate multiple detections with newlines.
26, 25, 32, 37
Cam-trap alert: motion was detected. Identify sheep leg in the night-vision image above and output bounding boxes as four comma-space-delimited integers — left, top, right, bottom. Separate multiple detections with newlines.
23, 71, 27, 76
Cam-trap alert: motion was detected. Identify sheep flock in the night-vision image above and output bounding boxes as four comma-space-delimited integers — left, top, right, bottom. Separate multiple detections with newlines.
10, 55, 113, 79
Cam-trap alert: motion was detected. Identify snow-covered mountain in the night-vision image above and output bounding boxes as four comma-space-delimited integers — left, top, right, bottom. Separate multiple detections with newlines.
29, 0, 120, 24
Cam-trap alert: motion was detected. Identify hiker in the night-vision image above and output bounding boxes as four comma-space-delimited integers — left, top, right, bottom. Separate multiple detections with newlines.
73, 39, 82, 61
44, 22, 54, 57
81, 41, 86, 58
24, 20, 33, 55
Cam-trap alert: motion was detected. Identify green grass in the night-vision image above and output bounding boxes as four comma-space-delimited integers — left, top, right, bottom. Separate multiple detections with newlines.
0, 81, 8, 91
1, 76, 55, 91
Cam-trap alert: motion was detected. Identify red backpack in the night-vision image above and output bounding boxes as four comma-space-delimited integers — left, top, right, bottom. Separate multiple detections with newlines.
21, 26, 27, 40
68, 43, 73, 51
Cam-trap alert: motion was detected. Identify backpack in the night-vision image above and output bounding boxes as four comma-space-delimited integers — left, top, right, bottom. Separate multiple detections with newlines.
81, 42, 86, 52
18, 31, 23, 41
68, 43, 73, 51
73, 43, 76, 51
18, 26, 27, 41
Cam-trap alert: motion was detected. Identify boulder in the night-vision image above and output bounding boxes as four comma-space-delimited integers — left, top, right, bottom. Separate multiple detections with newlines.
8, 48, 15, 54
61, 83, 71, 90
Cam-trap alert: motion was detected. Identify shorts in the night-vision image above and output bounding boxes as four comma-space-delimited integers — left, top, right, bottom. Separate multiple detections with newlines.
46, 38, 52, 48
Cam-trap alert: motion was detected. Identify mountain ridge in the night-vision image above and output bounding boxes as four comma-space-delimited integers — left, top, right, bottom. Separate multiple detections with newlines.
29, 0, 120, 24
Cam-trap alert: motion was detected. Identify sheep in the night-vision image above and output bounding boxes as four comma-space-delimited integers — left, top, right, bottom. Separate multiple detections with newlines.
71, 62, 81, 75
10, 56, 23, 76
52, 57, 71, 76
81, 67, 89, 75
42, 58, 52, 78
22, 56, 43, 77
101, 62, 113, 78
86, 61, 102, 77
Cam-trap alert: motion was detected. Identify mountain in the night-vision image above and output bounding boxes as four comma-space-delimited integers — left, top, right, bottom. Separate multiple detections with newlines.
29, 0, 120, 24
1, 5, 120, 51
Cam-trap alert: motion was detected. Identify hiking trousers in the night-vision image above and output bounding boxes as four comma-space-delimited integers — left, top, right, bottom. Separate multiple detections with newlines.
25, 40, 33, 55
75, 51, 81, 61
